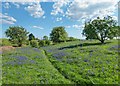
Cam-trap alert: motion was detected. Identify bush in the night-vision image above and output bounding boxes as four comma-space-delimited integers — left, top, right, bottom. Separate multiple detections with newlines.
39, 40, 51, 47
0, 39, 12, 46
30, 40, 38, 48
39, 40, 45, 47
39, 40, 46, 47
45, 40, 51, 45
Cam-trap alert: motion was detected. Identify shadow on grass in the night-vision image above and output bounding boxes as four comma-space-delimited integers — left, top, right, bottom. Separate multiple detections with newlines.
59, 42, 112, 50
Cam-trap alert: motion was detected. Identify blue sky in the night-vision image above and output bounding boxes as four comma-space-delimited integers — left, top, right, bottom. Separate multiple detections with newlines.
1, 0, 119, 39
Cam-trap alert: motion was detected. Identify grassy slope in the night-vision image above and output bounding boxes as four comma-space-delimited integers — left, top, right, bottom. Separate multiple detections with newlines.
43, 39, 119, 84
2, 39, 119, 84
2, 47, 71, 84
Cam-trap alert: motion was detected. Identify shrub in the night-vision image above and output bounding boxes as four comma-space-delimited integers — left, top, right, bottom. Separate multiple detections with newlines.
45, 40, 51, 45
39, 40, 51, 47
1, 39, 12, 46
30, 40, 38, 48
39, 40, 46, 47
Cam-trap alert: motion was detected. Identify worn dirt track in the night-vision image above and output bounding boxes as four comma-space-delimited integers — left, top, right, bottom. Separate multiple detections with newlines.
0, 46, 15, 52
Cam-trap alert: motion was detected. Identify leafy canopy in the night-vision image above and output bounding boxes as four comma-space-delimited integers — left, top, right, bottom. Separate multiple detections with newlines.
5, 26, 29, 47
50, 26, 68, 43
82, 16, 117, 43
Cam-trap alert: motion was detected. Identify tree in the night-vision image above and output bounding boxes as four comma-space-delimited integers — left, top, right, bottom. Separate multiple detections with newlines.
5, 26, 29, 47
38, 40, 46, 47
50, 26, 68, 43
43, 36, 48, 40
28, 33, 35, 41
110, 26, 120, 39
82, 16, 117, 44
30, 40, 38, 48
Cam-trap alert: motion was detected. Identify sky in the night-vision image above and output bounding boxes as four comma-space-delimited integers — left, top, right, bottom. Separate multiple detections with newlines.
0, 0, 119, 39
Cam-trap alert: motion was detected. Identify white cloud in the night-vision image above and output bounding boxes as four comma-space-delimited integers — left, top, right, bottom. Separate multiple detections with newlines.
50, 0, 118, 22
4, 2, 10, 9
12, 2, 20, 8
42, 16, 46, 19
66, 24, 84, 29
65, 25, 71, 28
112, 16, 118, 21
32, 26, 44, 29
25, 2, 44, 18
2, 0, 56, 2
66, 0, 119, 20
56, 17, 62, 21
51, 0, 70, 15
0, 13, 17, 24
2, 0, 40, 2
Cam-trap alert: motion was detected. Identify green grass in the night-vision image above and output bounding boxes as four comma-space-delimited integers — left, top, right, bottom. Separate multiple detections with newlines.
2, 47, 71, 84
2, 39, 119, 84
42, 39, 119, 84
0, 39, 12, 46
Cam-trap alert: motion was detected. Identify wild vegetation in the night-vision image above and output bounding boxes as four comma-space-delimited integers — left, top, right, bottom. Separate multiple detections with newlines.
1, 16, 119, 84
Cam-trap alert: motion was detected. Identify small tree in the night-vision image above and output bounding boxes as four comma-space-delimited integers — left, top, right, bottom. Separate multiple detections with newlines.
28, 33, 35, 41
82, 16, 117, 44
43, 36, 49, 40
30, 40, 38, 48
45, 40, 51, 45
5, 26, 29, 47
50, 26, 68, 43
38, 40, 46, 47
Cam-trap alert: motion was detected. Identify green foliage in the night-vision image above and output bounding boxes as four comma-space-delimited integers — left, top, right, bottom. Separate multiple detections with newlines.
67, 37, 79, 42
45, 40, 51, 45
43, 36, 49, 40
83, 16, 117, 43
28, 33, 35, 41
50, 26, 68, 43
38, 40, 46, 47
30, 40, 38, 48
0, 39, 12, 46
109, 26, 120, 39
5, 26, 29, 47
25, 40, 30, 45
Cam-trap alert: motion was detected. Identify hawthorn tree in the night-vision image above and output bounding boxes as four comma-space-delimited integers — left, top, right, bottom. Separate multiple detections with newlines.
5, 26, 29, 47
82, 16, 117, 43
50, 26, 68, 43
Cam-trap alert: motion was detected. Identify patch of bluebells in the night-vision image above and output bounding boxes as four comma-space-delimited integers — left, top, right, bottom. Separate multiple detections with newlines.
33, 48, 41, 52
30, 60, 35, 64
52, 51, 69, 58
3, 56, 36, 66
83, 59, 89, 62
16, 56, 28, 61
34, 56, 39, 59
17, 47, 32, 54
108, 45, 120, 52
46, 49, 58, 53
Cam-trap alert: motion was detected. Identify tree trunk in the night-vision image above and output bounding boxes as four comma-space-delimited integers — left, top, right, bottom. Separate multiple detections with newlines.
18, 43, 22, 47
101, 39, 104, 44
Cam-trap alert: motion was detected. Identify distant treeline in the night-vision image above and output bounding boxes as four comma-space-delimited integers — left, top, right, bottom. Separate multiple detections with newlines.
4, 16, 120, 47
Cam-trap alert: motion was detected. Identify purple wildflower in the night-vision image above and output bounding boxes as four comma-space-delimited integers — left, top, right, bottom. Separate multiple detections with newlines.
33, 48, 40, 52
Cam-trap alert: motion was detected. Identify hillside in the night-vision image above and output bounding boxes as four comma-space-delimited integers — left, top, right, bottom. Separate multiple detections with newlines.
2, 39, 119, 84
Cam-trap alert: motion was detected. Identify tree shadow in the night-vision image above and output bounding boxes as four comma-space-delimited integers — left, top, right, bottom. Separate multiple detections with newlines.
58, 42, 112, 50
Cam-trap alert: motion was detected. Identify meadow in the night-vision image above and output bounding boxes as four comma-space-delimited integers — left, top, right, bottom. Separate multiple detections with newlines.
2, 39, 119, 84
